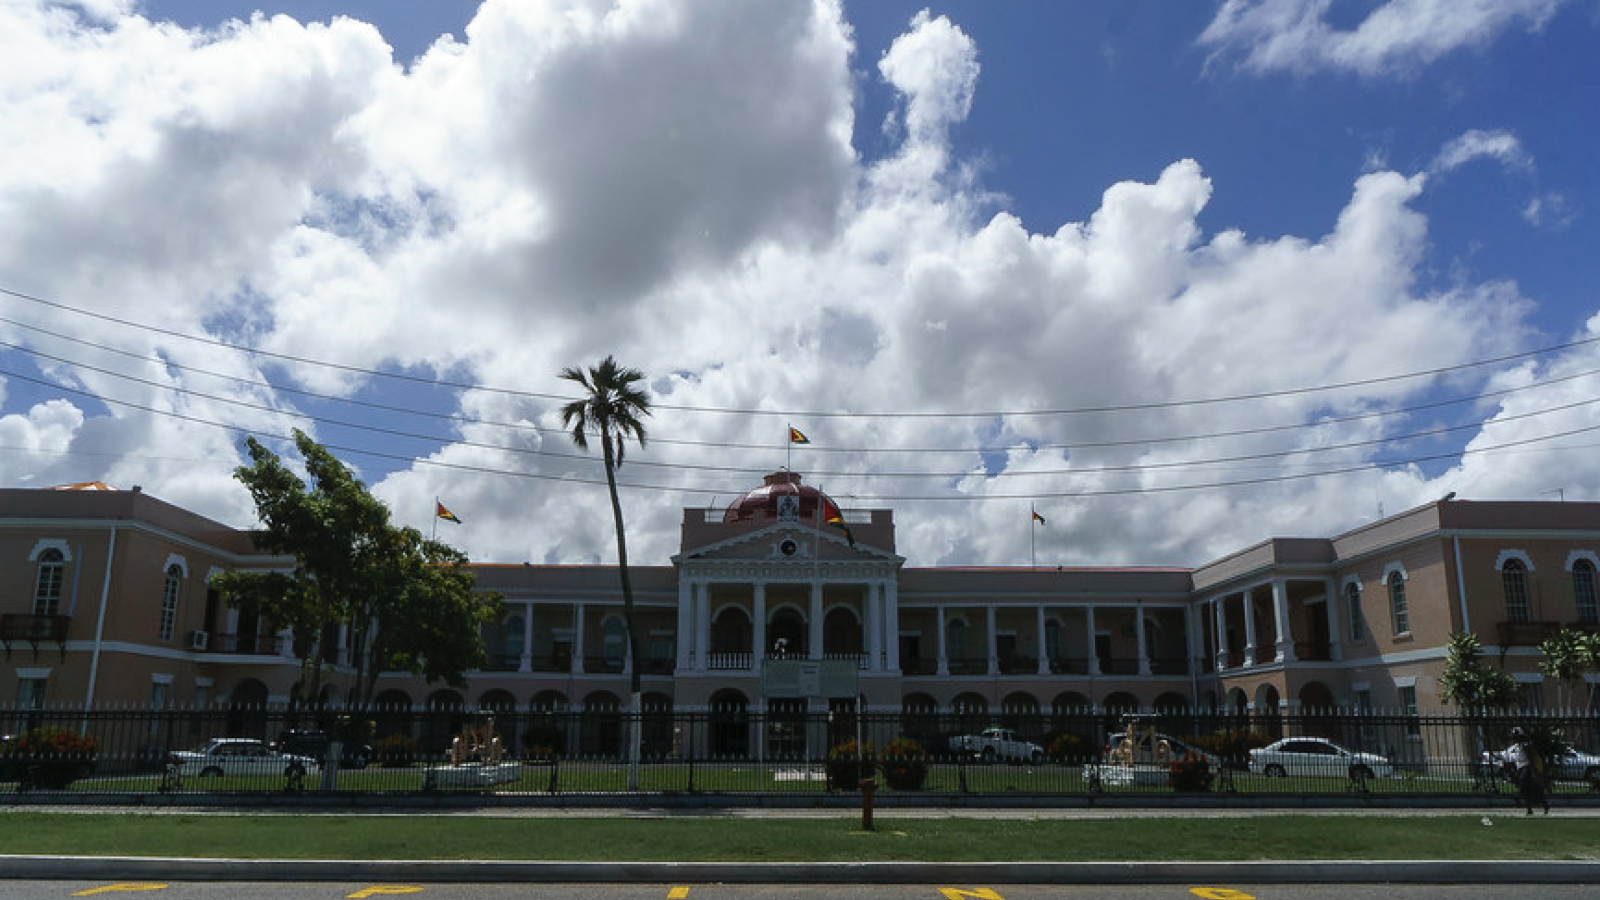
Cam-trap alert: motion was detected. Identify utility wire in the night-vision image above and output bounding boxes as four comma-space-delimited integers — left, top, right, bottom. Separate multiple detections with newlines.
6, 282, 1600, 420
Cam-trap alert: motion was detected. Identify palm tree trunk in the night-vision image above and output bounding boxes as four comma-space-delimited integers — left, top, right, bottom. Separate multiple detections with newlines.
603, 439, 644, 791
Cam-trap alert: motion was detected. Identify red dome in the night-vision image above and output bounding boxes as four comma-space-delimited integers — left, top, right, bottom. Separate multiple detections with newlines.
723, 471, 839, 523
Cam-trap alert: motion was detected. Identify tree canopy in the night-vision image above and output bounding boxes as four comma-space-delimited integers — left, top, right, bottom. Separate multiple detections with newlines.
211, 430, 501, 708
1438, 631, 1518, 712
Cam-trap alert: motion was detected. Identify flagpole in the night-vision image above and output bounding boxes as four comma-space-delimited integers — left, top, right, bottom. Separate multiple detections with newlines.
432, 497, 439, 542
1030, 504, 1036, 570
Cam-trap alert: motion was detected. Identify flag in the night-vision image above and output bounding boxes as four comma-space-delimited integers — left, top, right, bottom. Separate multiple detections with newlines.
1032, 509, 1046, 525
788, 426, 810, 444
822, 499, 855, 547
435, 501, 462, 524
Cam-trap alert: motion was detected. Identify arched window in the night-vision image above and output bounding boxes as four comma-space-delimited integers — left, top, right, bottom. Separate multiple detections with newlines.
1502, 558, 1530, 623
1387, 571, 1408, 636
1573, 559, 1598, 624
1344, 582, 1364, 643
946, 618, 968, 663
33, 548, 65, 616
158, 564, 182, 641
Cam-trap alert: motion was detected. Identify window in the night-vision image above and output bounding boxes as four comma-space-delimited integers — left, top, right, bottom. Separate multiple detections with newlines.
16, 676, 46, 708
1387, 571, 1408, 635
602, 618, 626, 663
1044, 619, 1061, 660
1574, 559, 1598, 624
1398, 685, 1420, 737
1503, 558, 1530, 623
1344, 582, 1364, 643
946, 618, 968, 661
158, 564, 182, 641
1518, 681, 1542, 711
33, 548, 65, 616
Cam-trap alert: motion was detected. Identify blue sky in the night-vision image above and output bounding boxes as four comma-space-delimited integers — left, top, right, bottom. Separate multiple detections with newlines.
2, 1, 1599, 567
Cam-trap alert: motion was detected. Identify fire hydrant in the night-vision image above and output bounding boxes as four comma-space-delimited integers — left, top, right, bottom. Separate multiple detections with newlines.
859, 777, 876, 831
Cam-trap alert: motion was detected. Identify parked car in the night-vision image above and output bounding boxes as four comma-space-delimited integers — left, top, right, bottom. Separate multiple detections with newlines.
1481, 745, 1600, 783
172, 738, 319, 779
1105, 731, 1216, 767
272, 729, 373, 770
1248, 737, 1392, 779
949, 727, 1045, 764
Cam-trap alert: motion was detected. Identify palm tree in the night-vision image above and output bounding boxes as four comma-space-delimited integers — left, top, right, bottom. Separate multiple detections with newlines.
559, 355, 651, 788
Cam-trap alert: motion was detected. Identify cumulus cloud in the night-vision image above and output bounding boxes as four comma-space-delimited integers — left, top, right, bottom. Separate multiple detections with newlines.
0, 0, 1586, 571
1199, 0, 1571, 76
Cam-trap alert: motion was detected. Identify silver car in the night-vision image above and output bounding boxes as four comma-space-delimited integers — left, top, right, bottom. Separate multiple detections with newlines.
1248, 737, 1392, 779
173, 737, 319, 780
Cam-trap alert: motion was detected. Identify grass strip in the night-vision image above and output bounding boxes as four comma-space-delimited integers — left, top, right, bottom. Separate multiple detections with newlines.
1, 813, 1596, 862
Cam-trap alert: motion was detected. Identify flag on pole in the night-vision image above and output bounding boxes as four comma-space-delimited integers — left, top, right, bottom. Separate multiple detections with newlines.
435, 501, 462, 524
1032, 508, 1046, 525
823, 498, 855, 547
788, 426, 810, 445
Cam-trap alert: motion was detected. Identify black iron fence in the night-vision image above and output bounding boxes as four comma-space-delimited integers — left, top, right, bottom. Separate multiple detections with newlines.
2, 702, 1597, 799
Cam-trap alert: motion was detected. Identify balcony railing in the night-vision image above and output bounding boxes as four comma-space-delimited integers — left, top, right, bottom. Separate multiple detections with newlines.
1294, 641, 1333, 661
1497, 620, 1562, 646
1, 613, 70, 643
208, 632, 285, 655
1, 613, 70, 659
1050, 656, 1090, 675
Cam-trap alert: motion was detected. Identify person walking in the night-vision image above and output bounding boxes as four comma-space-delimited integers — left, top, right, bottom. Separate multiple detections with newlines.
1507, 727, 1550, 815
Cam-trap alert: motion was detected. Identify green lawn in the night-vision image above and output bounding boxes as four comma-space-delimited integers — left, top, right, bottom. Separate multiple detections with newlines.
0, 812, 1595, 862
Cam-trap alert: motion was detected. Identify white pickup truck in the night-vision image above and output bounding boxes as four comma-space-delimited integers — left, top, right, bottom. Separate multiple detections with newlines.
949, 727, 1045, 764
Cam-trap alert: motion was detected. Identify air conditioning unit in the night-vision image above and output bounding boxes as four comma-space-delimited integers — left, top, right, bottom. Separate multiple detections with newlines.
187, 630, 210, 651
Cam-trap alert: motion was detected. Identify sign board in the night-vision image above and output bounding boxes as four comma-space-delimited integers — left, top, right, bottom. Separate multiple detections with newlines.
760, 658, 860, 699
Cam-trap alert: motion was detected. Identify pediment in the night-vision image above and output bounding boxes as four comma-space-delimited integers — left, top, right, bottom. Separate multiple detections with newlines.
673, 522, 898, 569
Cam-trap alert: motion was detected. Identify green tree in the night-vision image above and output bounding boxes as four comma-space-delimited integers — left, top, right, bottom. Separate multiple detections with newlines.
1539, 627, 1600, 712
1438, 631, 1518, 711
212, 430, 501, 711
560, 356, 651, 789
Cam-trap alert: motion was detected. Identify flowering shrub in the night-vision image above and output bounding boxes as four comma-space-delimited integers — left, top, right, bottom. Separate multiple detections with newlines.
826, 738, 876, 789
1, 727, 99, 789
879, 736, 930, 791
1168, 751, 1214, 792
1046, 732, 1093, 764
373, 733, 418, 767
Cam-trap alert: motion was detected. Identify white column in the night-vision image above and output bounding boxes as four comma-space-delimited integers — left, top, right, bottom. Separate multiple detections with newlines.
808, 582, 823, 658
696, 584, 711, 672
1135, 601, 1150, 676
753, 582, 767, 668
985, 605, 998, 675
1085, 606, 1099, 676
676, 579, 693, 671
1324, 577, 1344, 662
1242, 590, 1257, 664
936, 604, 949, 676
520, 601, 534, 673
885, 580, 900, 671
1213, 597, 1227, 671
337, 623, 350, 666
1272, 578, 1295, 663
864, 584, 879, 671
1036, 604, 1049, 675
571, 602, 586, 675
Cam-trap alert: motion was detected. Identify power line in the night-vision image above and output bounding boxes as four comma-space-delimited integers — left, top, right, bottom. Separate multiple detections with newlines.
6, 282, 1600, 420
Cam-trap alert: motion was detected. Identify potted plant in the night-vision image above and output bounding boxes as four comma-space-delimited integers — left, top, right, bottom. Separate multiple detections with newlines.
880, 736, 930, 791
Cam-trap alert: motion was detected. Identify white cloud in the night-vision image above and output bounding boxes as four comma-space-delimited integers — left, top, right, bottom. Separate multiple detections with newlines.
1200, 0, 1571, 76
0, 0, 1587, 571
1430, 129, 1530, 174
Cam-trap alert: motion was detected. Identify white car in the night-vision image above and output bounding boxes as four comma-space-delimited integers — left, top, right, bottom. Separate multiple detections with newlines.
949, 727, 1045, 764
173, 738, 320, 780
1482, 745, 1600, 783
1248, 737, 1392, 779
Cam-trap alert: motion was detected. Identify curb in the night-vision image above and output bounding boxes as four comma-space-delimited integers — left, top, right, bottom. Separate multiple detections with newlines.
5, 856, 1600, 885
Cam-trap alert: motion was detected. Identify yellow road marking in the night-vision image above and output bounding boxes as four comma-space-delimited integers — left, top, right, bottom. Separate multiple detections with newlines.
347, 888, 425, 898
71, 887, 168, 897
1190, 890, 1255, 899
668, 887, 691, 899
939, 890, 1004, 900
